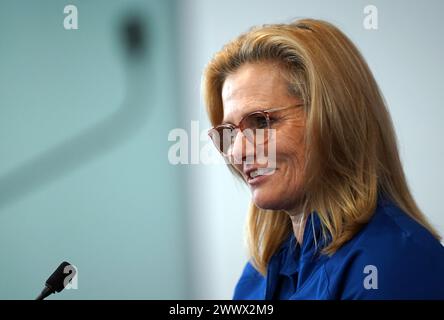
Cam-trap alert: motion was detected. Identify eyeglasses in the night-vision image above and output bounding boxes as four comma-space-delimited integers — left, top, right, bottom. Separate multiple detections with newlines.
208, 104, 303, 156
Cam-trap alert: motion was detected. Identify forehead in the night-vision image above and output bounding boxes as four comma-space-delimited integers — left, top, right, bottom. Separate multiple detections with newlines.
221, 62, 293, 123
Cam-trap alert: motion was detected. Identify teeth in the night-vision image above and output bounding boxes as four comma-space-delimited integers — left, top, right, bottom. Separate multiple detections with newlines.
250, 168, 276, 178
250, 170, 260, 178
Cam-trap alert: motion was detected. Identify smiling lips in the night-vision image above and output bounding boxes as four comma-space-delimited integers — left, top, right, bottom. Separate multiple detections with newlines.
244, 167, 277, 184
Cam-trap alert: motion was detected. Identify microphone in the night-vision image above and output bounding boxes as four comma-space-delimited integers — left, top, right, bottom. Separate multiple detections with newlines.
36, 261, 76, 300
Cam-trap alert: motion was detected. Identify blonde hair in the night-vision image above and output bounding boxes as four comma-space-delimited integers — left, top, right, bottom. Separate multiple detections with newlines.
202, 19, 441, 275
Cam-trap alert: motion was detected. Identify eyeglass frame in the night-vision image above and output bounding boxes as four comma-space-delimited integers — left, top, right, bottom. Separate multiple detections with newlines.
207, 103, 304, 156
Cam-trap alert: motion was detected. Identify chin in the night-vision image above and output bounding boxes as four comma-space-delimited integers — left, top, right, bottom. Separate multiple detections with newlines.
251, 186, 303, 212
251, 189, 281, 211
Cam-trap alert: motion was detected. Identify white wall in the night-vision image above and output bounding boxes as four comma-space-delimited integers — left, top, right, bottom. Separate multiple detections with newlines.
178, 0, 444, 299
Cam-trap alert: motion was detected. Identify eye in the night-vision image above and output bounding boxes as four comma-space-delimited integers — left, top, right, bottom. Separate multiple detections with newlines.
245, 113, 268, 129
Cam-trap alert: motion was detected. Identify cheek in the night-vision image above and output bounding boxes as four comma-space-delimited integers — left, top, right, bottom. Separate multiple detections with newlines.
275, 129, 305, 169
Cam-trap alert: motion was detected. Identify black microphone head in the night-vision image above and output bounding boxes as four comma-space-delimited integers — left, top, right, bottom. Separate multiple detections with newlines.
45, 261, 76, 293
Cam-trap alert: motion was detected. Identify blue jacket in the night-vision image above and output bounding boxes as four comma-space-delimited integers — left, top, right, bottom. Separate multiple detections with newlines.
233, 198, 444, 299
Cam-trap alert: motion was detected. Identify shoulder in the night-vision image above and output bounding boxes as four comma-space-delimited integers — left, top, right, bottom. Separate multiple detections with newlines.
359, 200, 443, 257
324, 200, 444, 299
237, 261, 263, 281
232, 261, 267, 300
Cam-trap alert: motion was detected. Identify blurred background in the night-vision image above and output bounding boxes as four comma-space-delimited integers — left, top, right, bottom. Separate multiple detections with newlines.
0, 0, 442, 299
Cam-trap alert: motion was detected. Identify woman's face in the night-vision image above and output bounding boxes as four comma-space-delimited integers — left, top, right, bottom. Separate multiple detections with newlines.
221, 62, 306, 213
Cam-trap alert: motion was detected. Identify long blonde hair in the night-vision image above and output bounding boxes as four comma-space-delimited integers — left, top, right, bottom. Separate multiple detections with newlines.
202, 19, 441, 275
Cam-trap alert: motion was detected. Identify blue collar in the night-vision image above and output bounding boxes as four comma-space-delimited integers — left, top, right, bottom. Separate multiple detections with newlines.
264, 194, 394, 299
277, 193, 391, 271
265, 212, 326, 299
278, 212, 326, 276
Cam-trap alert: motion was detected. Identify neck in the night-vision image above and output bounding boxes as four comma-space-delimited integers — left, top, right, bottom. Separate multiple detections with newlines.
286, 210, 307, 245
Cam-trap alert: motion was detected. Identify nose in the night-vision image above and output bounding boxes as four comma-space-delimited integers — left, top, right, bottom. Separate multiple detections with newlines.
229, 129, 255, 166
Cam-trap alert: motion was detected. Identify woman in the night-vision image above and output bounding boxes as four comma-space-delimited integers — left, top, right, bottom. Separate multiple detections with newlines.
203, 19, 444, 299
